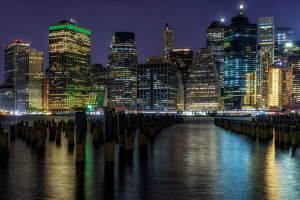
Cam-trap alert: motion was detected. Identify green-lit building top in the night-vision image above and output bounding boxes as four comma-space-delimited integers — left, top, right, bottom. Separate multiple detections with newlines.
48, 20, 91, 113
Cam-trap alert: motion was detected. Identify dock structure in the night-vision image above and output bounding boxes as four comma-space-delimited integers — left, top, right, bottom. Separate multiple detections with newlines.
215, 114, 300, 151
0, 111, 183, 163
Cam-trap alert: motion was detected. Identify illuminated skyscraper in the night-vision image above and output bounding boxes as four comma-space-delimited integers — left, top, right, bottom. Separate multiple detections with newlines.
48, 20, 91, 112
163, 23, 174, 62
169, 48, 193, 111
276, 27, 293, 47
186, 47, 219, 111
108, 32, 137, 110
17, 49, 43, 113
137, 63, 178, 111
259, 17, 274, 63
257, 48, 271, 110
290, 56, 300, 103
206, 20, 225, 86
275, 27, 294, 63
4, 40, 30, 112
268, 65, 283, 110
90, 64, 107, 87
224, 5, 257, 109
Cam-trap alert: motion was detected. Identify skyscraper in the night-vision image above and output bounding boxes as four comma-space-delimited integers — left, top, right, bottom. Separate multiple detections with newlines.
169, 48, 193, 111
290, 55, 300, 103
4, 40, 30, 112
224, 5, 257, 109
163, 23, 174, 62
275, 27, 294, 63
186, 47, 219, 111
206, 20, 225, 86
268, 65, 283, 110
275, 27, 294, 47
90, 64, 107, 87
17, 49, 43, 113
137, 63, 178, 111
259, 17, 274, 63
257, 48, 271, 110
108, 32, 137, 110
48, 20, 91, 112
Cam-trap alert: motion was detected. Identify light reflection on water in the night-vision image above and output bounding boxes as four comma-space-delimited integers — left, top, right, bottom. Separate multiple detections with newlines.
0, 116, 300, 199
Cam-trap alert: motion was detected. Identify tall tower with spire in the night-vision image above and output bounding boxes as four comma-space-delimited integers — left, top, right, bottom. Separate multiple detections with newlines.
163, 23, 174, 62
224, 4, 257, 109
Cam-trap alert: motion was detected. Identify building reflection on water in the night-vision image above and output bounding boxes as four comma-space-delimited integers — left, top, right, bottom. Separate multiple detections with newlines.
1, 116, 300, 199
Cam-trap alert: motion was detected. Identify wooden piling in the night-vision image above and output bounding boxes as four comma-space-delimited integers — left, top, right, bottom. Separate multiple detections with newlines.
125, 114, 134, 152
104, 108, 115, 162
37, 130, 45, 151
56, 127, 61, 144
117, 112, 125, 150
138, 113, 147, 149
10, 125, 16, 140
68, 123, 75, 147
291, 126, 298, 148
0, 128, 9, 157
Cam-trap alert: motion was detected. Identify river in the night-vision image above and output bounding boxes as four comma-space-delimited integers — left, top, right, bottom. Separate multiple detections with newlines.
0, 116, 300, 199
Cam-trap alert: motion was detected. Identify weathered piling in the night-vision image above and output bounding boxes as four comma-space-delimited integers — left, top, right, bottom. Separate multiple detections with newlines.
56, 126, 61, 144
62, 121, 66, 132
49, 125, 55, 141
138, 113, 147, 149
68, 122, 75, 147
278, 125, 284, 145
125, 113, 134, 152
37, 130, 45, 151
26, 127, 32, 143
117, 111, 125, 150
31, 127, 37, 146
93, 126, 100, 145
16, 123, 22, 138
291, 126, 298, 148
22, 126, 26, 140
75, 111, 87, 162
283, 125, 290, 149
274, 125, 279, 144
114, 114, 118, 142
297, 125, 300, 146
10, 125, 16, 140
104, 108, 115, 162
0, 128, 9, 157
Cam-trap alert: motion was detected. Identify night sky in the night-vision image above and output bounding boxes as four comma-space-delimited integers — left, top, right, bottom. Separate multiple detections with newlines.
1, 0, 299, 84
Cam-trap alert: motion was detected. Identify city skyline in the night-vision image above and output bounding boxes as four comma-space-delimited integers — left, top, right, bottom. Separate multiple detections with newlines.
0, 0, 300, 85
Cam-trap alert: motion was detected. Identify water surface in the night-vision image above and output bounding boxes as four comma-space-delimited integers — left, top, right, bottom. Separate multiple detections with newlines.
0, 116, 300, 199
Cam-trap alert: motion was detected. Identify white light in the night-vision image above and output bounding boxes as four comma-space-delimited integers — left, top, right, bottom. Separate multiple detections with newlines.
240, 5, 243, 9
286, 43, 292, 47
221, 18, 224, 22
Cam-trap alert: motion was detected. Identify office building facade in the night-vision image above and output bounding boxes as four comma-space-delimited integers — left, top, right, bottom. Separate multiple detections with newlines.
90, 64, 107, 87
206, 20, 225, 86
48, 20, 91, 112
163, 24, 174, 62
17, 49, 43, 113
4, 40, 30, 112
224, 5, 257, 109
186, 47, 219, 111
259, 17, 274, 63
169, 48, 193, 111
268, 65, 283, 110
108, 32, 137, 110
137, 63, 178, 111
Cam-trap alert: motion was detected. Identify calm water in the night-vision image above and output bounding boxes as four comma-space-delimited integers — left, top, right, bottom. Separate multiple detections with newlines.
1, 116, 300, 200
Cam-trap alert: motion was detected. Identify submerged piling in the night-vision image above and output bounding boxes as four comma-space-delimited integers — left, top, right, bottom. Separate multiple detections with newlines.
0, 128, 9, 157
75, 111, 87, 162
104, 108, 115, 162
